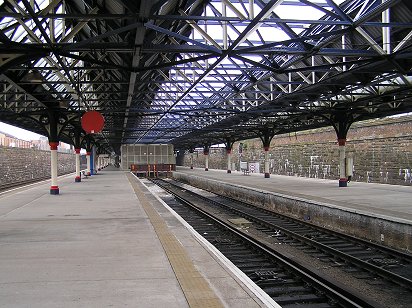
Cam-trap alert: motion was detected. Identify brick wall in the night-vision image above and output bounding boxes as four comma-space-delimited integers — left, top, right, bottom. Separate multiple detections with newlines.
0, 147, 76, 186
184, 116, 412, 186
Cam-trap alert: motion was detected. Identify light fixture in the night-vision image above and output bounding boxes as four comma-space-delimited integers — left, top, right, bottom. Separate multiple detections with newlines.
23, 70, 43, 83
39, 115, 49, 125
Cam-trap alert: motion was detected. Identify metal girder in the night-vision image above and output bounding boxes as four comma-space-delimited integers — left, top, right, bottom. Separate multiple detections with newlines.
1, 0, 412, 154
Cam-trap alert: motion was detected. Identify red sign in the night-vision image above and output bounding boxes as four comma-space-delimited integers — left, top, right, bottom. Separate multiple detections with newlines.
81, 110, 104, 134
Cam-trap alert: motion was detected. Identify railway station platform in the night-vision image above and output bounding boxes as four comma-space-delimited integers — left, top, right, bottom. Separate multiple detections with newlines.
0, 166, 274, 308
173, 167, 412, 252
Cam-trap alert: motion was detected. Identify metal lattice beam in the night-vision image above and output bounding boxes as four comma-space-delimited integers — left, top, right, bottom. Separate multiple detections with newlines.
1, 0, 412, 153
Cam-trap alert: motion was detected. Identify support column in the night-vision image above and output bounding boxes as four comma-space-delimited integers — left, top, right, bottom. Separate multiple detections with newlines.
331, 112, 353, 187
75, 148, 81, 182
204, 147, 209, 171
86, 152, 91, 176
97, 155, 101, 171
73, 128, 82, 182
259, 128, 275, 179
264, 146, 270, 178
225, 139, 234, 174
189, 149, 194, 169
49, 142, 59, 195
338, 138, 347, 187
226, 148, 232, 173
90, 147, 95, 175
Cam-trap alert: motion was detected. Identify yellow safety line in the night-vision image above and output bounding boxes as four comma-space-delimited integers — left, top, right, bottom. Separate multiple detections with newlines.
127, 174, 224, 308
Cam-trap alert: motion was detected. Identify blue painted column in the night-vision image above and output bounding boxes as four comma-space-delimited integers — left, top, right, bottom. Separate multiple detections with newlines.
90, 147, 95, 175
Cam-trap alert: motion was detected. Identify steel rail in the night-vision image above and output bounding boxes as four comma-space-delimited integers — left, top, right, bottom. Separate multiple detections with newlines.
151, 178, 382, 308
157, 178, 412, 291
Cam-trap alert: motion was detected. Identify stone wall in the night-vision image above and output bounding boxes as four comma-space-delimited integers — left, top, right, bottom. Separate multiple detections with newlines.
0, 146, 76, 187
184, 116, 412, 186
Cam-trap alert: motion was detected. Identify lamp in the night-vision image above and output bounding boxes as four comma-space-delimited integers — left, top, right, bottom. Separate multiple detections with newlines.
22, 70, 43, 83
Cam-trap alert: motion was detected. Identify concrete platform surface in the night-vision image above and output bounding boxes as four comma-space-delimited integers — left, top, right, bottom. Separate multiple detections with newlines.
0, 167, 272, 308
175, 167, 412, 223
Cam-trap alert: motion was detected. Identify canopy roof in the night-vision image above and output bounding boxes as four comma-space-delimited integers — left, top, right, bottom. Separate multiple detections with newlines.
1, 0, 412, 153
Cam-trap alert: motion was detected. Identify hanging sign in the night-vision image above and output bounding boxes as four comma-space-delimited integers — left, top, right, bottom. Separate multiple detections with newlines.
81, 110, 105, 134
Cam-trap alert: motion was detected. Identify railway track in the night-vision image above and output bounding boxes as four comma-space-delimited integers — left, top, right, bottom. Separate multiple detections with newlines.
0, 177, 51, 192
0, 170, 85, 193
152, 178, 412, 289
149, 177, 395, 307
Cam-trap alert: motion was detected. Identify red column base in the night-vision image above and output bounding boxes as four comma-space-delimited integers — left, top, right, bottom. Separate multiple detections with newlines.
205, 168, 208, 171
75, 176, 81, 182
227, 170, 231, 173
339, 179, 348, 187
50, 186, 59, 195
264, 173, 270, 178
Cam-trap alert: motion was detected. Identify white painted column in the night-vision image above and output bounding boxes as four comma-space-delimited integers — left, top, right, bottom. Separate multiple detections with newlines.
204, 149, 209, 171
338, 138, 347, 187
75, 148, 81, 182
227, 149, 232, 173
264, 146, 270, 178
346, 152, 354, 182
86, 151, 91, 176
49, 142, 59, 194
95, 154, 99, 172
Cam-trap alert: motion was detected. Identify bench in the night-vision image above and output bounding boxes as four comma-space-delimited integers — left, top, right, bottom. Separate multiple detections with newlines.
240, 161, 250, 175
